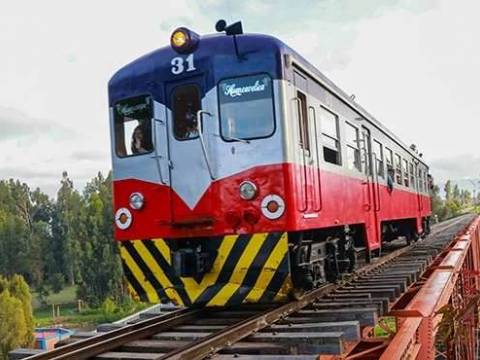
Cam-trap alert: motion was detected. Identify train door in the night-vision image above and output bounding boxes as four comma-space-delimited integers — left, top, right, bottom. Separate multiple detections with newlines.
293, 71, 309, 212
165, 76, 214, 224
360, 126, 380, 249
292, 71, 320, 213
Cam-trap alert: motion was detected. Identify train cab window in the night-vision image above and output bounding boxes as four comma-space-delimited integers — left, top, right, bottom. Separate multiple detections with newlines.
219, 74, 275, 141
409, 163, 415, 189
114, 95, 153, 157
373, 140, 385, 178
345, 123, 360, 171
319, 107, 341, 165
395, 154, 402, 185
403, 159, 409, 187
172, 85, 201, 140
296, 91, 310, 152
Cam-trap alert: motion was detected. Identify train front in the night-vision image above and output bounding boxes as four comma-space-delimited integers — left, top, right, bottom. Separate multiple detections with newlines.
108, 25, 292, 307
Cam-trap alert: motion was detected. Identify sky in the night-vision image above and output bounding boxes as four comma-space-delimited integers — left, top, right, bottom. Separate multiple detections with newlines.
1, 0, 479, 197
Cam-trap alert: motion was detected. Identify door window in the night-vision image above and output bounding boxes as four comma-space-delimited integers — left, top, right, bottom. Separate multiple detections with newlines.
172, 85, 201, 140
297, 91, 310, 152
114, 95, 153, 157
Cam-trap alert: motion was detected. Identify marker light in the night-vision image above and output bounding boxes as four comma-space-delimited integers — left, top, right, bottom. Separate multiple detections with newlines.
129, 192, 144, 210
239, 181, 258, 200
170, 27, 200, 54
261, 195, 285, 220
115, 208, 132, 230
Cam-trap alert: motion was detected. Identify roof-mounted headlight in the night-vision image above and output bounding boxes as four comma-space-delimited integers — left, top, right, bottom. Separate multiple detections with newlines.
170, 27, 200, 54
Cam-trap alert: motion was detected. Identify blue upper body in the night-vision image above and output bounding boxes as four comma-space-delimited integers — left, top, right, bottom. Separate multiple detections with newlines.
108, 33, 299, 107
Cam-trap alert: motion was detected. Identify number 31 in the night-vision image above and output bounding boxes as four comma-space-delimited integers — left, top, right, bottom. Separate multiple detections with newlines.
171, 54, 196, 75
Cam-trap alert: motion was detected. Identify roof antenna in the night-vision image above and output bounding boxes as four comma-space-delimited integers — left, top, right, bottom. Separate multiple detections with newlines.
215, 19, 244, 60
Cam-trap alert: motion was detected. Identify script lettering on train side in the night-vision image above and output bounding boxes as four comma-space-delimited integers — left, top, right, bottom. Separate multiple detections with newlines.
223, 80, 267, 98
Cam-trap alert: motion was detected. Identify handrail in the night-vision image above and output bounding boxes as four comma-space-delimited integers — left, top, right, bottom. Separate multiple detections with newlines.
152, 117, 166, 184
372, 152, 381, 212
196, 110, 215, 180
309, 105, 322, 212
291, 97, 307, 212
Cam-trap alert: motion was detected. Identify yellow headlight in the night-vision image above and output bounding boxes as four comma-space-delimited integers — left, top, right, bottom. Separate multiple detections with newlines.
171, 31, 187, 48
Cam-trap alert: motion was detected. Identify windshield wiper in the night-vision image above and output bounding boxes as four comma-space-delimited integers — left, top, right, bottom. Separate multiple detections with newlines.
223, 135, 250, 144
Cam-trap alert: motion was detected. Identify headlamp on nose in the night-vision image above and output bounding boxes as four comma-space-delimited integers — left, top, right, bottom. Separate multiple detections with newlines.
170, 27, 200, 54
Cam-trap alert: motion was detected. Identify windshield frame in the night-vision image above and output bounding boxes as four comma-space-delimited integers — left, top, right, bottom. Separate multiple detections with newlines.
217, 73, 276, 142
113, 93, 154, 158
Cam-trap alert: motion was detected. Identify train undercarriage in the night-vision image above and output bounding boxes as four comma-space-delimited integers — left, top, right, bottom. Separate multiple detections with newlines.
121, 217, 431, 306
288, 217, 431, 290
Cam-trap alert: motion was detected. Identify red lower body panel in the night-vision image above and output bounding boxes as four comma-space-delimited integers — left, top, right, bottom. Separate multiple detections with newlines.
114, 163, 431, 251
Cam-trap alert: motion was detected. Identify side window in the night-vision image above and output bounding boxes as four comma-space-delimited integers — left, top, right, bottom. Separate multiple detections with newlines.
423, 170, 428, 192
373, 140, 384, 178
403, 159, 409, 187
386, 147, 393, 168
418, 168, 424, 192
345, 123, 361, 171
395, 154, 402, 185
320, 107, 341, 165
297, 91, 310, 152
409, 163, 415, 189
172, 85, 201, 140
114, 95, 153, 157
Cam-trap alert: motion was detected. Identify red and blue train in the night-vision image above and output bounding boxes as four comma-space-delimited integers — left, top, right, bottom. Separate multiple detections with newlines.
108, 21, 432, 307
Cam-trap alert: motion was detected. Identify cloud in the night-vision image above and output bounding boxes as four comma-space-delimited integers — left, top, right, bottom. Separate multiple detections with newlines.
0, 166, 55, 180
70, 150, 109, 162
0, 0, 477, 198
0, 107, 74, 142
430, 154, 480, 182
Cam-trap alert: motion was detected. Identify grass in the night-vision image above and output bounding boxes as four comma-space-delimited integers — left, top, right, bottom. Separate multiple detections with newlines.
373, 317, 397, 337
32, 285, 77, 309
32, 285, 150, 329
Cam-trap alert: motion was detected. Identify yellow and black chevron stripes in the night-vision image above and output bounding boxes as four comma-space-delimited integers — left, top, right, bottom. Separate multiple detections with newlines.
118, 232, 293, 306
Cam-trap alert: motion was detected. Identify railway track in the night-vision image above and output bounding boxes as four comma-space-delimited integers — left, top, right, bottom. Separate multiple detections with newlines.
15, 214, 475, 360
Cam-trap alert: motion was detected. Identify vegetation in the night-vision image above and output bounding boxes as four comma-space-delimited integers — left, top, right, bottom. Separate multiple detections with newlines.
0, 275, 34, 359
431, 180, 478, 222
0, 171, 124, 307
31, 285, 149, 328
0, 171, 151, 357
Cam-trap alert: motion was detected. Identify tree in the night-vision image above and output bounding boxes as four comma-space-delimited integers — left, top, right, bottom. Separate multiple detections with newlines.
50, 172, 83, 286
444, 180, 452, 202
431, 185, 446, 221
76, 172, 123, 306
0, 275, 34, 360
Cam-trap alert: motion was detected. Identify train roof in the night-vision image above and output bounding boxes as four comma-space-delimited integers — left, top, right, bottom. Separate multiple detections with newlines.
109, 32, 427, 168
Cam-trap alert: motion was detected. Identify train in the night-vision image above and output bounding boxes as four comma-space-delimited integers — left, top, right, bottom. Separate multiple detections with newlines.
108, 20, 432, 307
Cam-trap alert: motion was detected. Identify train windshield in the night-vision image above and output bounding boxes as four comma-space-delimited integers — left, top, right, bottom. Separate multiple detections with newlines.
218, 74, 275, 141
114, 95, 153, 157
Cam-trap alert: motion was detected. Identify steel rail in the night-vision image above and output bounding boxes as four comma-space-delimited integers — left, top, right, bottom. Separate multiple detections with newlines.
155, 240, 419, 360
155, 284, 336, 360
21, 215, 471, 360
24, 308, 203, 360
157, 215, 473, 360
